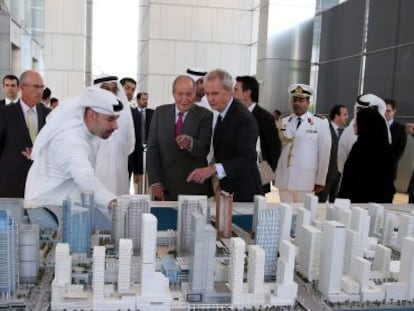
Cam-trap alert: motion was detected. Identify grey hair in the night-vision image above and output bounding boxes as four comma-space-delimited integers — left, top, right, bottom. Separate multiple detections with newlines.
204, 69, 233, 91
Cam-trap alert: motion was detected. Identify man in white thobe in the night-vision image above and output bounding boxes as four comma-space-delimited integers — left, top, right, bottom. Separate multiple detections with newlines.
337, 93, 388, 173
93, 75, 135, 195
24, 87, 121, 210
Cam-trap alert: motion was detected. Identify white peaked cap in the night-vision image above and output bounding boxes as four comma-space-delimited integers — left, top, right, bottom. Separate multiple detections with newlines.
288, 83, 313, 98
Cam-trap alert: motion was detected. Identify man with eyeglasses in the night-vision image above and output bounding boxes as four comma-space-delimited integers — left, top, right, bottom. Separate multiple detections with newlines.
0, 70, 51, 198
274, 83, 331, 203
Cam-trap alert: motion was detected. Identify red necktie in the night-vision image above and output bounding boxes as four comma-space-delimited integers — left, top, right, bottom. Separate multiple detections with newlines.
175, 112, 184, 138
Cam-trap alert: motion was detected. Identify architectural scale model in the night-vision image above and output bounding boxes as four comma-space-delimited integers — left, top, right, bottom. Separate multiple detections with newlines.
1, 192, 414, 310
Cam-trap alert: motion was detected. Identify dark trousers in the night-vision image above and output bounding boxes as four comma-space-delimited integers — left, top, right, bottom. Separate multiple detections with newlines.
317, 175, 341, 203
408, 171, 414, 203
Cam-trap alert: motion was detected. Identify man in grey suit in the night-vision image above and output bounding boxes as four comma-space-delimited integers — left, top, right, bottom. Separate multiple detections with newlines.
146, 75, 213, 200
317, 104, 348, 203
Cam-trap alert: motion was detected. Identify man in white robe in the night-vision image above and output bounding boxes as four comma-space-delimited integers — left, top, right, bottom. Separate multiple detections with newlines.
337, 94, 388, 173
93, 75, 135, 195
24, 87, 121, 210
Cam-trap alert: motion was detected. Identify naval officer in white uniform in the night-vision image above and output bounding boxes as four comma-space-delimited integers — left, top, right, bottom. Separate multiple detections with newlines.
274, 83, 331, 203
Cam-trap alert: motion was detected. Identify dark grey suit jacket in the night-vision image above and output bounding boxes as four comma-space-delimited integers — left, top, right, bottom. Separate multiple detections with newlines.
326, 122, 341, 182
213, 100, 263, 202
390, 121, 407, 180
0, 101, 51, 197
252, 104, 281, 192
146, 104, 213, 200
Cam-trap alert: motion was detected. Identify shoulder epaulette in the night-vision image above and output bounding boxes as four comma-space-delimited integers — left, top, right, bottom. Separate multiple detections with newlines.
314, 114, 327, 119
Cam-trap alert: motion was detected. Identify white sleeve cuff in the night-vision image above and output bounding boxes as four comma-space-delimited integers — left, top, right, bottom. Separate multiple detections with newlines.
214, 163, 226, 180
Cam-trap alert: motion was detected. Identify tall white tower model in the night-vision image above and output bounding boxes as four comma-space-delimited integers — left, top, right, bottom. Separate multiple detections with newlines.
367, 203, 384, 236
177, 195, 208, 254
372, 244, 391, 278
253, 197, 282, 278
51, 243, 72, 309
382, 212, 397, 246
112, 196, 130, 244
272, 240, 298, 306
304, 194, 318, 224
247, 245, 265, 295
343, 229, 360, 275
112, 195, 151, 252
350, 206, 370, 256
118, 239, 133, 294
128, 195, 151, 253
399, 237, 414, 300
18, 224, 39, 283
137, 213, 171, 309
350, 257, 371, 292
318, 220, 346, 298
279, 203, 293, 242
397, 214, 414, 251
92, 246, 106, 300
229, 237, 245, 303
54, 243, 72, 286
189, 213, 216, 299
140, 213, 158, 296
0, 210, 18, 297
294, 207, 311, 250
297, 225, 323, 281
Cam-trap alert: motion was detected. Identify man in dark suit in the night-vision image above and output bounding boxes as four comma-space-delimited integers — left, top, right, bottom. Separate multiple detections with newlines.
0, 74, 20, 106
120, 77, 143, 184
147, 75, 213, 200
187, 69, 263, 202
317, 105, 348, 203
136, 92, 154, 144
131, 92, 154, 192
234, 75, 281, 193
0, 70, 51, 197
385, 99, 407, 181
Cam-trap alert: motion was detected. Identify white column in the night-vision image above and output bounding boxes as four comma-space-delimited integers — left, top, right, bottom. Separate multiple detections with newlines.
138, 1, 258, 109
44, 0, 87, 98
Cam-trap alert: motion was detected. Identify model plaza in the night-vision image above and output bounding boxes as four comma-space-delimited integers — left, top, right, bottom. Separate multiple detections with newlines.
1, 192, 413, 311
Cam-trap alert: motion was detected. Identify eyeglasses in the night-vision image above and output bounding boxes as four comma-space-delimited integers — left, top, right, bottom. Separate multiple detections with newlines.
23, 83, 45, 90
